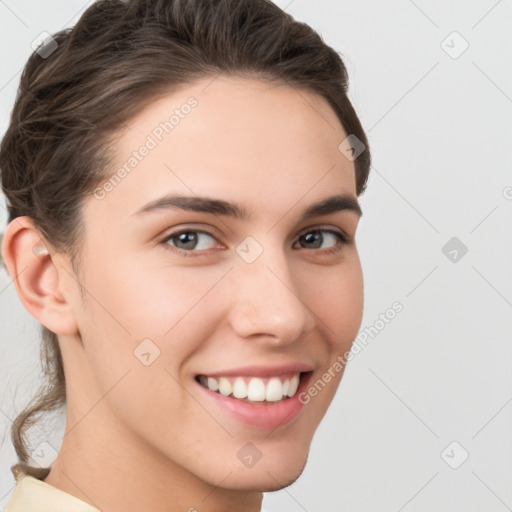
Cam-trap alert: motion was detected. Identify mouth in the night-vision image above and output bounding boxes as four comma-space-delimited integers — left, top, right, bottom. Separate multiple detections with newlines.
195, 371, 312, 404
193, 363, 315, 429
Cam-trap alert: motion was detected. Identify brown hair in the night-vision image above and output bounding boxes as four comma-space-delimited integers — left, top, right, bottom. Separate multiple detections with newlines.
0, 0, 371, 480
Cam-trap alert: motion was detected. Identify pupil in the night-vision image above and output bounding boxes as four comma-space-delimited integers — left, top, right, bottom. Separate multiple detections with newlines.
304, 231, 321, 248
178, 232, 197, 249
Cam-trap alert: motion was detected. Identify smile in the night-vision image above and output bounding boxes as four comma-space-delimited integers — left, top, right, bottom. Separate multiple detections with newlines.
194, 366, 314, 429
196, 372, 301, 403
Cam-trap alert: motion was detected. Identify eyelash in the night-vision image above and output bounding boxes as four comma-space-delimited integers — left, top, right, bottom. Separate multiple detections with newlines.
160, 227, 350, 258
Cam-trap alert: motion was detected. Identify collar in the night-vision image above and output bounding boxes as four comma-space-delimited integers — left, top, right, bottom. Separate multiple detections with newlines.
4, 470, 100, 512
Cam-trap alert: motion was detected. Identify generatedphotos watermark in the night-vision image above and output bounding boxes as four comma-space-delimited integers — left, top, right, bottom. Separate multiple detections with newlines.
298, 301, 403, 404
93, 96, 198, 200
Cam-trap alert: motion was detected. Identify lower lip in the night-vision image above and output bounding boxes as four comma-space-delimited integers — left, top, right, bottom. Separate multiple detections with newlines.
196, 373, 313, 430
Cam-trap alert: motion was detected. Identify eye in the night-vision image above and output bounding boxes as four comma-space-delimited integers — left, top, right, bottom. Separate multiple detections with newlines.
160, 227, 350, 258
162, 230, 219, 255
293, 229, 349, 255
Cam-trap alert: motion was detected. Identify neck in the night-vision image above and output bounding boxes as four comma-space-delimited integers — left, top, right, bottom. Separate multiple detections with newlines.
42, 340, 263, 512
43, 411, 263, 512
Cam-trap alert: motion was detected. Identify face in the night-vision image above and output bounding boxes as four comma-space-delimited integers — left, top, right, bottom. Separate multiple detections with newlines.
64, 75, 363, 493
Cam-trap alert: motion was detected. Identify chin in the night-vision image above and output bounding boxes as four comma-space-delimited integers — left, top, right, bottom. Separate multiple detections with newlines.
221, 449, 309, 492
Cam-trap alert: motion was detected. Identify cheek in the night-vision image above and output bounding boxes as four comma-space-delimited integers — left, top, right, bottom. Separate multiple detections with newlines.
299, 257, 363, 420
78, 253, 225, 368
315, 254, 364, 350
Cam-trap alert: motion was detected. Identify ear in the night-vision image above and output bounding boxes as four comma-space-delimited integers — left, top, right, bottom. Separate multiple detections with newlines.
1, 216, 79, 336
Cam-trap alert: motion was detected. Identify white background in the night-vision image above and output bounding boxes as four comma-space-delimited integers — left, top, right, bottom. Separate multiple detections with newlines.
1, 1, 511, 511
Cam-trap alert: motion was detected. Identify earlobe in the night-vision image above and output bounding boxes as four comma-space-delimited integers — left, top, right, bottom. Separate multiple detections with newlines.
1, 216, 79, 336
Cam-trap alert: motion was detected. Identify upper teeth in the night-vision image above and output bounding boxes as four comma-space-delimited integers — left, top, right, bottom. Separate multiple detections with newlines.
198, 374, 300, 402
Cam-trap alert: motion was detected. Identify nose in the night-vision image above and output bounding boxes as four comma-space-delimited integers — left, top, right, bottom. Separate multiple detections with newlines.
227, 245, 316, 346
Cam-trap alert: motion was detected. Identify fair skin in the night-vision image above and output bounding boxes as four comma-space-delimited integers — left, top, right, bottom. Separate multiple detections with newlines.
2, 75, 363, 512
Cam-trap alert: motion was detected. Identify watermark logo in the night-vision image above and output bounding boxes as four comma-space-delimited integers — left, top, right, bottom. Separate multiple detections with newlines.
338, 134, 365, 161
31, 441, 58, 467
237, 442, 262, 468
134, 338, 161, 366
441, 236, 468, 263
31, 31, 58, 59
441, 31, 469, 59
441, 441, 469, 469
236, 236, 264, 264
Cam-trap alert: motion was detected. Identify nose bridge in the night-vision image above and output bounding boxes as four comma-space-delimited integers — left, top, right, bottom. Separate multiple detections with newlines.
228, 239, 315, 343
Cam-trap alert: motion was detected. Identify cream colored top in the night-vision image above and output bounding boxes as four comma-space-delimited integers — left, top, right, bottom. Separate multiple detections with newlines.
2, 468, 275, 512
3, 469, 100, 512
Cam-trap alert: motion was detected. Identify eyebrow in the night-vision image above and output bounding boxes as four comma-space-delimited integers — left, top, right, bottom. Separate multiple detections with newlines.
131, 193, 362, 221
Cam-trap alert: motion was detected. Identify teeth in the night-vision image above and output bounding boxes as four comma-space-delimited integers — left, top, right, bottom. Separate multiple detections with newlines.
247, 378, 266, 401
198, 373, 302, 402
233, 378, 247, 399
282, 379, 289, 396
287, 374, 299, 397
207, 377, 219, 392
266, 377, 283, 401
218, 377, 232, 396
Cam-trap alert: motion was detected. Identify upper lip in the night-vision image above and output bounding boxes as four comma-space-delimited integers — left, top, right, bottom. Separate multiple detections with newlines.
196, 363, 314, 378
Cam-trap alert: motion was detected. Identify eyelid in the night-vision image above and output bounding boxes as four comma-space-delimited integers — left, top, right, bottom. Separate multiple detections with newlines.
160, 228, 222, 252
159, 223, 352, 258
296, 224, 351, 241
160, 223, 350, 243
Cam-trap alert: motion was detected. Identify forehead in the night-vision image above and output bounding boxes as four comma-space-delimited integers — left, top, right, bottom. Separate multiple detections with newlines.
88, 75, 357, 223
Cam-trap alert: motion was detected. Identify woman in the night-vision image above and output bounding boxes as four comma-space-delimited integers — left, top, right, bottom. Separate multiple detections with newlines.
0, 0, 371, 510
